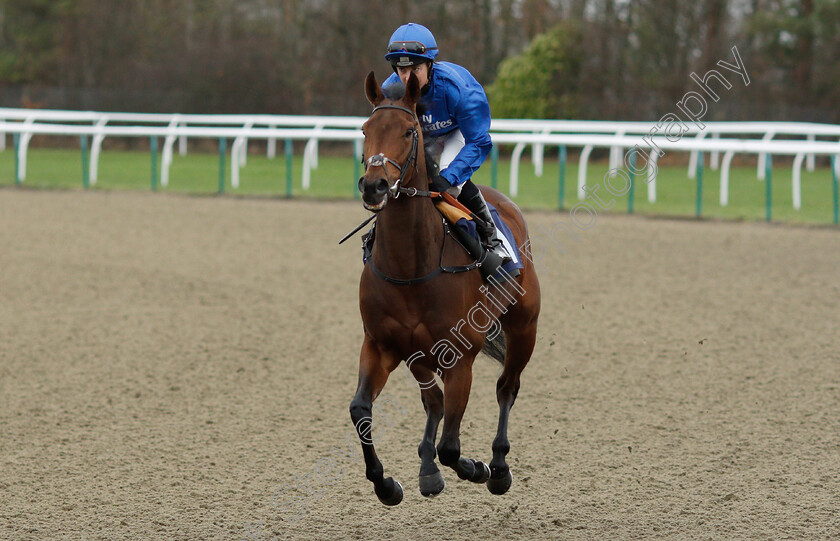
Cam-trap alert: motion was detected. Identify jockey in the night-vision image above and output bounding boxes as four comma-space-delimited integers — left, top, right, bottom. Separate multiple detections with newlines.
382, 22, 513, 281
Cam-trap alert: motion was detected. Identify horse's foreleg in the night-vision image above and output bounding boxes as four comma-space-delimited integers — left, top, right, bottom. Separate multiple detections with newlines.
488, 328, 536, 495
349, 336, 402, 506
437, 361, 490, 485
410, 365, 445, 497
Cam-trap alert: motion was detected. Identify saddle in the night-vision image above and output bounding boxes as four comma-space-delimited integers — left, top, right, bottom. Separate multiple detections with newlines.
433, 197, 472, 225
362, 196, 523, 283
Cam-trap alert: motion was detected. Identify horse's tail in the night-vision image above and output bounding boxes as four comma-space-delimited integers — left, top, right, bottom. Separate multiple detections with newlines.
482, 332, 506, 365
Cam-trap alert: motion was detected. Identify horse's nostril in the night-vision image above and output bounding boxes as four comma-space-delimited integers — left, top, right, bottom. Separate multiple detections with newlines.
358, 177, 365, 193
376, 179, 389, 194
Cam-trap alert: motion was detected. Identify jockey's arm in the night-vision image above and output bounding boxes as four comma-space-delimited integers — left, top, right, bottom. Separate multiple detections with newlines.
438, 84, 493, 188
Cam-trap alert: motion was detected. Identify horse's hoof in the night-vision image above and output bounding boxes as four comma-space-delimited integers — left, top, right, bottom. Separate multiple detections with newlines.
419, 471, 446, 497
376, 477, 404, 506
473, 461, 491, 484
487, 470, 513, 495
456, 457, 475, 480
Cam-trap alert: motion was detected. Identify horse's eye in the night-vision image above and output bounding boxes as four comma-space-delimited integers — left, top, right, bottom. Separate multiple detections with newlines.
404, 129, 413, 138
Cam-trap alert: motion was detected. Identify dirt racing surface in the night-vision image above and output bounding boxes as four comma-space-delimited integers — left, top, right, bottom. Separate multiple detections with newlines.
1, 189, 839, 540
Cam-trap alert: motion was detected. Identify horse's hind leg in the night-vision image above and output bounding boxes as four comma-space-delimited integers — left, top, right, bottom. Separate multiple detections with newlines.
349, 336, 402, 506
410, 365, 446, 497
488, 326, 537, 495
436, 360, 491, 485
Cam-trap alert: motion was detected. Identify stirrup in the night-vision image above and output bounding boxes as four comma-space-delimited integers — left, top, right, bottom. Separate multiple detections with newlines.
482, 230, 513, 265
478, 248, 506, 282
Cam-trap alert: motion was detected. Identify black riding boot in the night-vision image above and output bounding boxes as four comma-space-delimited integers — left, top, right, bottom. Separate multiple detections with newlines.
461, 190, 514, 281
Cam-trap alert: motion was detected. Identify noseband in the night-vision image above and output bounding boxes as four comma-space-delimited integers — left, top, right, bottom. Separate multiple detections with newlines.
362, 104, 420, 198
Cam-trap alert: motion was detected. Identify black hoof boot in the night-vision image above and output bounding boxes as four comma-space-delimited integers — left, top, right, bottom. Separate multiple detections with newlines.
375, 477, 404, 506
419, 471, 446, 497
487, 470, 513, 495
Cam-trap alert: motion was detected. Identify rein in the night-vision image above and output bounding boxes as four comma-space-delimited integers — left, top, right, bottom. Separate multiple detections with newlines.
365, 220, 484, 286
356, 103, 483, 285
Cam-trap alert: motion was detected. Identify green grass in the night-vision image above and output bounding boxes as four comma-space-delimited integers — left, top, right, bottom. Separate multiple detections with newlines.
1, 146, 838, 225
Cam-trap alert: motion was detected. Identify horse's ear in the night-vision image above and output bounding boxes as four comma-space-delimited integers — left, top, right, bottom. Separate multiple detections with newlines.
405, 71, 421, 108
365, 71, 384, 106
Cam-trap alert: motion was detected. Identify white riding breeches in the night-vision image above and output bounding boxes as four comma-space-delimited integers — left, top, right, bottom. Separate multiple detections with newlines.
426, 129, 465, 196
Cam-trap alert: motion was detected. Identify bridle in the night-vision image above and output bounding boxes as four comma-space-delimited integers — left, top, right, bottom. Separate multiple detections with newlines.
355, 104, 485, 285
361, 104, 420, 198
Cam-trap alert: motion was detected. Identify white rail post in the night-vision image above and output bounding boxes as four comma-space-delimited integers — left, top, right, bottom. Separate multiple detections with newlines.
267, 125, 277, 159
302, 124, 325, 190
577, 144, 594, 200
17, 116, 35, 182
509, 142, 527, 197
233, 121, 254, 168
792, 152, 805, 210
231, 135, 241, 189
532, 128, 549, 177
720, 150, 735, 206
89, 116, 109, 185
647, 151, 659, 203
806, 134, 815, 172
710, 132, 720, 170
609, 131, 625, 172
160, 118, 179, 187
757, 131, 775, 180
179, 122, 188, 156
688, 132, 707, 178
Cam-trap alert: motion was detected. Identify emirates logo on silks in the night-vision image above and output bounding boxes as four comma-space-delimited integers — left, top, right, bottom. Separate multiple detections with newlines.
420, 113, 453, 133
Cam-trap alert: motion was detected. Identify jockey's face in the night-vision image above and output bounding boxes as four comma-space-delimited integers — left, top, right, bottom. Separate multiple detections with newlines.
396, 62, 430, 89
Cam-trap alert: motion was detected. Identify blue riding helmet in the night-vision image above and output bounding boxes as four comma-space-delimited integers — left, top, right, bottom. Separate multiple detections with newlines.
385, 23, 439, 67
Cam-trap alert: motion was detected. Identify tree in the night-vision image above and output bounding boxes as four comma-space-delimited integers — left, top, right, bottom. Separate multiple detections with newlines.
0, 0, 65, 84
487, 21, 582, 118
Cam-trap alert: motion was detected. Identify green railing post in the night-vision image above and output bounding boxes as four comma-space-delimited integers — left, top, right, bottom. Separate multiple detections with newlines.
628, 150, 636, 214
81, 135, 90, 189
285, 139, 293, 198
491, 145, 499, 190
353, 139, 361, 199
218, 137, 226, 194
13, 133, 20, 186
557, 145, 567, 210
765, 154, 772, 222
832, 155, 838, 225
695, 150, 703, 217
150, 137, 159, 191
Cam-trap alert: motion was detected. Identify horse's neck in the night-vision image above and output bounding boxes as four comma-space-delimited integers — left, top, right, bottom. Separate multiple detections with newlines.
373, 191, 443, 277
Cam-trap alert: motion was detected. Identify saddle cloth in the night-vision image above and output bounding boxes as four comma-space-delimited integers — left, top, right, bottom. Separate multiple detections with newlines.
363, 199, 524, 277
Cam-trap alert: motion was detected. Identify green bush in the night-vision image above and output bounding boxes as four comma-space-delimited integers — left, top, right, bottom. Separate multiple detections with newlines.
487, 22, 583, 119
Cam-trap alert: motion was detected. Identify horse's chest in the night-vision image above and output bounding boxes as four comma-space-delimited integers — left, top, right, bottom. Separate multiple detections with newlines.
362, 298, 473, 357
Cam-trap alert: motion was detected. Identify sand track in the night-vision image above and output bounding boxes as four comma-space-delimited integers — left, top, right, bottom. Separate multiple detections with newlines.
1, 189, 839, 540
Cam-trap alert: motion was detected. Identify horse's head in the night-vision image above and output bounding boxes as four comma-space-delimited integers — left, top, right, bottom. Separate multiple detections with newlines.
358, 71, 425, 212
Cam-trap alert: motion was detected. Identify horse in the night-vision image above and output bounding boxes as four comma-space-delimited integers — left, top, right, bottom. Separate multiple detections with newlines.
350, 70, 541, 505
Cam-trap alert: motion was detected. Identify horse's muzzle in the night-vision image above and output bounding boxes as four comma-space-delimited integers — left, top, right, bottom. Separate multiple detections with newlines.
359, 176, 389, 211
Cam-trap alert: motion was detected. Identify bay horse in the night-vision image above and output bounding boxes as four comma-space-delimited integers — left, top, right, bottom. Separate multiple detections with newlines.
350, 70, 540, 505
